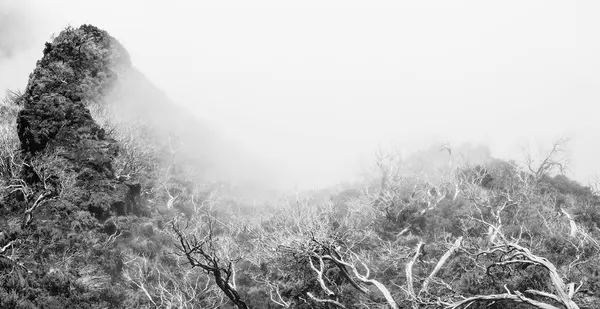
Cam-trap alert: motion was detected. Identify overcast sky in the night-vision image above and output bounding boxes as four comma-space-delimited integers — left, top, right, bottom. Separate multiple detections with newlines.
1, 0, 600, 189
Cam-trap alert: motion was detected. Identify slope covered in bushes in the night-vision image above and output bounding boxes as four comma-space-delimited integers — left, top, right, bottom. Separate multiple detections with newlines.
1, 24, 600, 309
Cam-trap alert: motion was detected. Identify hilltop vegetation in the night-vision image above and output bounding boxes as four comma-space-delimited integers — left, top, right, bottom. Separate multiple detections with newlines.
1, 24, 600, 309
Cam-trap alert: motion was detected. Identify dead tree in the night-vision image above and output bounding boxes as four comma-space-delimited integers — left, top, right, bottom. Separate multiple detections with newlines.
172, 217, 249, 309
293, 236, 466, 309
401, 234, 584, 309
443, 197, 585, 309
302, 238, 399, 309
448, 242, 581, 309
525, 137, 571, 181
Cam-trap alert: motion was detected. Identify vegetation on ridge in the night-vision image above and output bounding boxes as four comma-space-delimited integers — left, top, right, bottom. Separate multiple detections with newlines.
0, 24, 599, 309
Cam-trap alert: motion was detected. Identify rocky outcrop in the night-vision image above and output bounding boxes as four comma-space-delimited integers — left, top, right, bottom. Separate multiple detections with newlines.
16, 24, 139, 219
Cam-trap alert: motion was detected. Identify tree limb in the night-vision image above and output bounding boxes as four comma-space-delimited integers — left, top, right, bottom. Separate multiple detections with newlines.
419, 237, 462, 296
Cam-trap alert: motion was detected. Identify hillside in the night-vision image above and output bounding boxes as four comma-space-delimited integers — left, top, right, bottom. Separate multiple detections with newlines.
1, 24, 600, 309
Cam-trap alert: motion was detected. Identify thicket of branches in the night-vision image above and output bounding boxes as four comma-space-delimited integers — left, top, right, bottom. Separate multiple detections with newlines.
114, 133, 600, 308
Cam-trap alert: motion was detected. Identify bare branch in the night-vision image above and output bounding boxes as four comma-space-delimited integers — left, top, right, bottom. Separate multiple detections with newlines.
308, 255, 335, 296
405, 241, 424, 299
419, 237, 462, 296
525, 289, 562, 303
446, 292, 561, 309
306, 292, 347, 309
305, 239, 399, 309
22, 190, 53, 228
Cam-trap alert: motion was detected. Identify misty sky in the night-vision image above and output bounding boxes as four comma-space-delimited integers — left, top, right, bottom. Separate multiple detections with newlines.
1, 0, 600, 189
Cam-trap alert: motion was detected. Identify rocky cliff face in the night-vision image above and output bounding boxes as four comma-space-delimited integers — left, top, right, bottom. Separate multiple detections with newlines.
0, 24, 150, 308
16, 24, 139, 219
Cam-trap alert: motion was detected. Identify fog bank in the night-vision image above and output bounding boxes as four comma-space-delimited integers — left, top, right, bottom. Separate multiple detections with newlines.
2, 1, 600, 190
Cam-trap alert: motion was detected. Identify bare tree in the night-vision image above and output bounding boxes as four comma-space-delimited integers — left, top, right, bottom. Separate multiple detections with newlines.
443, 241, 582, 309
171, 216, 250, 309
525, 137, 571, 181
443, 178, 587, 309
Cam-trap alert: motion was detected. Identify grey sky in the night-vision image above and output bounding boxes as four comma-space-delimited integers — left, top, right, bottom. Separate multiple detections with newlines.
1, 0, 599, 189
